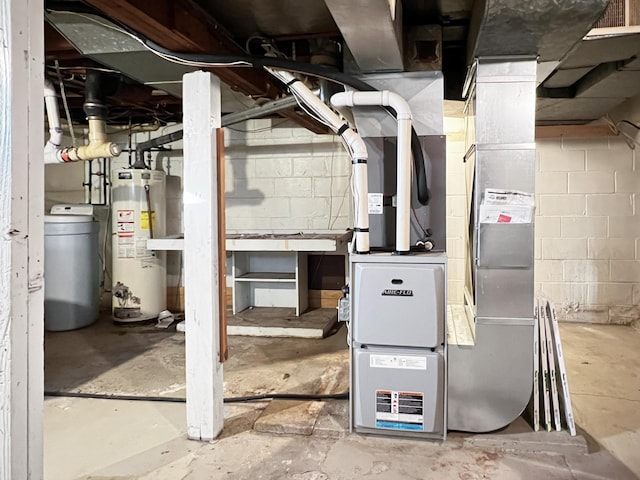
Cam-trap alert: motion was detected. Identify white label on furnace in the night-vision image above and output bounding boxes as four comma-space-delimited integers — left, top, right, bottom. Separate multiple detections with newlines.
370, 354, 427, 370
368, 193, 384, 214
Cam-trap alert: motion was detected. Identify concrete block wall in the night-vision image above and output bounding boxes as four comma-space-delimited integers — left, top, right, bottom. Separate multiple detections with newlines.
224, 119, 352, 232
444, 101, 467, 305
535, 136, 640, 324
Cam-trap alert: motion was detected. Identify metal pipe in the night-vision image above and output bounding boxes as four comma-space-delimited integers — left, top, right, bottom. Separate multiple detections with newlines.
331, 91, 413, 253
133, 129, 184, 169
220, 91, 319, 127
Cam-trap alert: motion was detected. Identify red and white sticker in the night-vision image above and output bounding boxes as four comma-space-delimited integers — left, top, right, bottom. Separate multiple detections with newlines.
117, 209, 134, 222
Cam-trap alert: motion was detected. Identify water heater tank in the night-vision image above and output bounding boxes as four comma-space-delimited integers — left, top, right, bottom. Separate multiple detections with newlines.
111, 169, 166, 321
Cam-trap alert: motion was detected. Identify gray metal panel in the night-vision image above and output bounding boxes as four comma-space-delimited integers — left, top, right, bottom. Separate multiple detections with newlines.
448, 323, 533, 432
475, 267, 534, 319
536, 96, 626, 123
353, 262, 445, 348
475, 81, 536, 144
366, 135, 446, 252
353, 72, 444, 137
325, 0, 403, 72
477, 223, 534, 268
577, 65, 640, 98
474, 148, 535, 197
353, 345, 444, 436
559, 34, 640, 69
542, 67, 594, 89
467, 0, 609, 62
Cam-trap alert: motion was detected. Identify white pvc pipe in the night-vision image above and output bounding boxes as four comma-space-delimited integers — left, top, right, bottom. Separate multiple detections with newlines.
331, 91, 413, 253
44, 79, 63, 152
266, 68, 370, 253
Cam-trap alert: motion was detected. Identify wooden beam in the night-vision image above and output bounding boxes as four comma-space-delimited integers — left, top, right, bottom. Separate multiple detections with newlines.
84, 0, 329, 133
535, 124, 613, 139
85, 0, 270, 96
183, 71, 224, 441
216, 128, 228, 363
1, 0, 45, 477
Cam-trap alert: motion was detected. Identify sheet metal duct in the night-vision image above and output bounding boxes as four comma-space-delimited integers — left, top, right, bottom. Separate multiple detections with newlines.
467, 0, 610, 63
324, 0, 404, 72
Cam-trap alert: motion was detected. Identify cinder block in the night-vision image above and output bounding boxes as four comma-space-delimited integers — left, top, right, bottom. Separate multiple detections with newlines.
290, 197, 330, 218
255, 158, 293, 178
633, 284, 640, 304
562, 136, 609, 150
588, 238, 635, 260
609, 305, 640, 325
447, 217, 466, 240
610, 260, 640, 282
312, 177, 350, 198
446, 170, 467, 195
270, 217, 311, 230
540, 282, 587, 306
563, 260, 609, 282
538, 149, 585, 172
561, 216, 607, 238
228, 198, 290, 218
563, 305, 609, 324
230, 178, 275, 198
535, 238, 541, 260
539, 195, 585, 216
587, 283, 634, 306
610, 216, 640, 237
542, 238, 587, 259
637, 238, 640, 259
568, 171, 614, 194
446, 237, 465, 259
534, 216, 561, 238
227, 158, 255, 178
586, 149, 633, 172
273, 178, 312, 197
225, 215, 273, 231
447, 280, 465, 305
586, 194, 633, 216
534, 260, 564, 282
292, 157, 330, 177
446, 195, 467, 217
447, 258, 465, 282
536, 171, 568, 194
614, 171, 640, 193
311, 216, 351, 231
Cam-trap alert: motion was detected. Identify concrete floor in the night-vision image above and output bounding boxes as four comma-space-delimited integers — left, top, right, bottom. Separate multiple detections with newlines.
44, 317, 640, 479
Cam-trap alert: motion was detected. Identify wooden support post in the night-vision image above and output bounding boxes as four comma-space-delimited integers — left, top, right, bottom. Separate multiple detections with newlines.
183, 71, 224, 441
0, 0, 45, 477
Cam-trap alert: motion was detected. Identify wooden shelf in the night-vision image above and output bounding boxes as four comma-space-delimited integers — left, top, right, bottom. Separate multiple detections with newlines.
235, 272, 296, 282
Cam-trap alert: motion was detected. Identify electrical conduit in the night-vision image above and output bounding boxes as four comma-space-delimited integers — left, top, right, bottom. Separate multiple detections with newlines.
330, 91, 412, 253
265, 68, 370, 254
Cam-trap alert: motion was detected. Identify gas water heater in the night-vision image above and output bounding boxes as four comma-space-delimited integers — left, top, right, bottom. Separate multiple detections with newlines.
111, 168, 167, 321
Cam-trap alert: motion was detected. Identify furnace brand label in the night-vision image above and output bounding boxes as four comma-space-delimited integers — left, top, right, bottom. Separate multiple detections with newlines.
381, 289, 413, 296
375, 390, 424, 431
368, 193, 384, 214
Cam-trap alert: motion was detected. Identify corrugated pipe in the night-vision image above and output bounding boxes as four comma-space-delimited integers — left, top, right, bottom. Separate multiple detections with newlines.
331, 91, 413, 254
265, 68, 370, 254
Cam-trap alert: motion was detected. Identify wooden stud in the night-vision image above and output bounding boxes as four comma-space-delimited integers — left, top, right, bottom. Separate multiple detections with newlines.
183, 71, 224, 441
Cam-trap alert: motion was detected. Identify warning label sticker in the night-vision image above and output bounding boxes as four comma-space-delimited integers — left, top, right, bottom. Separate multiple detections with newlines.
117, 222, 135, 234
140, 211, 156, 230
375, 390, 424, 431
368, 193, 384, 215
117, 209, 134, 222
117, 235, 135, 259
370, 354, 427, 370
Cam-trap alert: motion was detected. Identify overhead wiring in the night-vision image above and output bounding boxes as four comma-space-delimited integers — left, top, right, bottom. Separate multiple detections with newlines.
46, 6, 431, 205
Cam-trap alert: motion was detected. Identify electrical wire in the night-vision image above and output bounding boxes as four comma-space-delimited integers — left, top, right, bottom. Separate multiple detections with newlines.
225, 119, 290, 133
44, 390, 349, 403
46, 7, 431, 205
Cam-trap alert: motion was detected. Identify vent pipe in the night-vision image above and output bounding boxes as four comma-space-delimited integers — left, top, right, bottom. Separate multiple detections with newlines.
265, 68, 370, 254
331, 91, 413, 254
44, 72, 121, 164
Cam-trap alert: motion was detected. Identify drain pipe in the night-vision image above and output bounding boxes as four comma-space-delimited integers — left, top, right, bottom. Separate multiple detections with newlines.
44, 72, 121, 164
265, 68, 370, 254
331, 91, 412, 254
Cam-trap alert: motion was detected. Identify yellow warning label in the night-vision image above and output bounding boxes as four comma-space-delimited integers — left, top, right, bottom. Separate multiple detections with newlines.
140, 211, 156, 230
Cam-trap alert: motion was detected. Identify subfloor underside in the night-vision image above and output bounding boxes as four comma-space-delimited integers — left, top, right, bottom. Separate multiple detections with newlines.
44, 314, 640, 479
